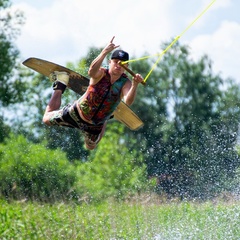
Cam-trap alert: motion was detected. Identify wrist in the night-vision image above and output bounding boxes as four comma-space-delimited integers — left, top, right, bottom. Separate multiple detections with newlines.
101, 49, 110, 57
132, 81, 139, 88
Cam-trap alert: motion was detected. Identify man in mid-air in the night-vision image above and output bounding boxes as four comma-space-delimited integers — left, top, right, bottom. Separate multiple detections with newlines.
42, 37, 143, 150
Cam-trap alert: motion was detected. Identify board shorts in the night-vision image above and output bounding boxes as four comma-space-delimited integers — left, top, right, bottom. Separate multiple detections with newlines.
49, 102, 104, 141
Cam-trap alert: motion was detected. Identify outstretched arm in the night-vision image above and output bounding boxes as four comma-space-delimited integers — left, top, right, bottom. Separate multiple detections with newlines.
88, 36, 119, 83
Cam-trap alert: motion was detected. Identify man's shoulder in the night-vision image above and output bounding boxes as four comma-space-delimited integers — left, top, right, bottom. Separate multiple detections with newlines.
89, 68, 106, 84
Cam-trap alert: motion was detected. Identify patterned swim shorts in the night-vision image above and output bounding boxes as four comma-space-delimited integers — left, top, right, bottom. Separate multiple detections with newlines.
49, 102, 104, 135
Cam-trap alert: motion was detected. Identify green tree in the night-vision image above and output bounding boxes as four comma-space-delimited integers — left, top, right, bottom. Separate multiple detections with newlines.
0, 116, 11, 142
75, 123, 148, 202
0, 0, 25, 106
0, 0, 26, 143
130, 41, 240, 199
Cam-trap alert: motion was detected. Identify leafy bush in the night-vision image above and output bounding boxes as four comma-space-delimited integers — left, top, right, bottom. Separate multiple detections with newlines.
0, 134, 77, 202
75, 123, 148, 202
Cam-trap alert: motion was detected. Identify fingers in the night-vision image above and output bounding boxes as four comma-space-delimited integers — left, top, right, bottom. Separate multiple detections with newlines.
110, 36, 115, 43
114, 44, 120, 49
109, 36, 120, 49
133, 74, 144, 83
102, 36, 120, 55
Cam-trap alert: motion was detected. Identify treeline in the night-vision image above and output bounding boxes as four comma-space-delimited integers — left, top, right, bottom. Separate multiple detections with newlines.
1, 0, 240, 202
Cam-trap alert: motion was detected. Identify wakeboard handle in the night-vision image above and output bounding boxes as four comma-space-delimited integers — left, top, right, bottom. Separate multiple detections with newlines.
118, 61, 146, 86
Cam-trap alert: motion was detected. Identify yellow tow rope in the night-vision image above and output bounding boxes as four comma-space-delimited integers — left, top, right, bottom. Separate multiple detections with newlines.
121, 0, 216, 83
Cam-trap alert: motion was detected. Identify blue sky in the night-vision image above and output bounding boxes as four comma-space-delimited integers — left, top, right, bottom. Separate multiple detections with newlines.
10, 0, 240, 83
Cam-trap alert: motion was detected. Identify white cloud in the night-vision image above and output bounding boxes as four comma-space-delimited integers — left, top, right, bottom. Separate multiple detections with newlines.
12, 0, 176, 63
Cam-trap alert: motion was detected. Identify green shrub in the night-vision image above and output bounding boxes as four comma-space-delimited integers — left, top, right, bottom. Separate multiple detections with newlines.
75, 123, 148, 202
0, 134, 77, 202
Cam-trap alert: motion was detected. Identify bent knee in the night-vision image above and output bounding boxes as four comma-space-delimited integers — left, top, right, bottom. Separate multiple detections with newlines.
42, 115, 51, 126
85, 144, 97, 150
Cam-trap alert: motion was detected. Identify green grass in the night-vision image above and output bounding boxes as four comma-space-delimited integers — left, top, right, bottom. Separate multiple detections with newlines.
0, 199, 239, 239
